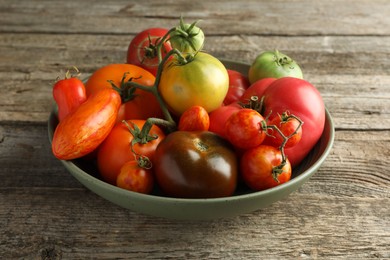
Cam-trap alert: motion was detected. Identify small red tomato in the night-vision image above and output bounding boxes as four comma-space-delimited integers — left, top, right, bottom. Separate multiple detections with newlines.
225, 109, 266, 150
208, 103, 241, 138
127, 28, 172, 76
116, 161, 154, 194
223, 69, 250, 105
178, 105, 210, 131
241, 145, 292, 191
52, 88, 121, 160
264, 112, 303, 148
53, 67, 87, 121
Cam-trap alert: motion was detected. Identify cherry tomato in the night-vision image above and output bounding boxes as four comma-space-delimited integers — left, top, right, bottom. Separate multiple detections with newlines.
225, 109, 267, 150
154, 131, 238, 198
264, 112, 303, 148
223, 70, 250, 105
240, 145, 292, 191
126, 28, 172, 76
85, 63, 163, 122
52, 68, 86, 121
97, 120, 165, 185
52, 88, 121, 160
248, 50, 303, 84
178, 105, 210, 131
116, 161, 154, 194
158, 52, 229, 115
208, 103, 241, 139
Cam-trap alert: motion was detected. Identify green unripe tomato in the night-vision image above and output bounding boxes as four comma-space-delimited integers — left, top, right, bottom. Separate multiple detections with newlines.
169, 19, 205, 54
248, 50, 303, 84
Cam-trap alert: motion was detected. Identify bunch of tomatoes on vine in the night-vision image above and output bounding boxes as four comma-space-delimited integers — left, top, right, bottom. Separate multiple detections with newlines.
51, 17, 325, 198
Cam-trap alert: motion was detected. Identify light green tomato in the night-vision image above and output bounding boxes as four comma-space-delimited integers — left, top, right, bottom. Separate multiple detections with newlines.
169, 21, 205, 54
248, 50, 303, 84
158, 52, 229, 115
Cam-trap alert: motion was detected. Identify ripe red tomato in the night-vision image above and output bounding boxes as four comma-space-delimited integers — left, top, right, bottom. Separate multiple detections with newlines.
225, 108, 267, 150
239, 78, 276, 104
52, 68, 86, 121
154, 131, 238, 198
262, 77, 325, 167
116, 161, 154, 194
85, 63, 163, 122
208, 103, 242, 139
126, 28, 172, 76
97, 120, 165, 185
223, 69, 250, 105
264, 112, 303, 148
178, 105, 210, 131
240, 145, 292, 191
52, 88, 121, 160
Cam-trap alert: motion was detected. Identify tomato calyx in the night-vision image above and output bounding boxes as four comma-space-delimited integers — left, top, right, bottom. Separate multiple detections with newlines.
240, 95, 265, 114
274, 50, 295, 68
108, 72, 144, 103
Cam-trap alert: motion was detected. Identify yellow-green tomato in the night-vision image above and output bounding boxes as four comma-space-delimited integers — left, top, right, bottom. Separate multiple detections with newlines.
159, 52, 229, 115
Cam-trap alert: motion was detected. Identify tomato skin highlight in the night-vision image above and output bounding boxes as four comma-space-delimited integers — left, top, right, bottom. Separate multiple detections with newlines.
97, 120, 165, 185
85, 63, 163, 122
240, 145, 292, 191
116, 161, 154, 194
52, 88, 121, 160
126, 28, 172, 76
159, 52, 229, 115
154, 131, 238, 198
178, 105, 210, 131
53, 77, 87, 121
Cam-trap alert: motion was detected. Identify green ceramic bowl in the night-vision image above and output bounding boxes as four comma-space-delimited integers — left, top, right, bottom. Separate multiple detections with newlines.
48, 60, 335, 220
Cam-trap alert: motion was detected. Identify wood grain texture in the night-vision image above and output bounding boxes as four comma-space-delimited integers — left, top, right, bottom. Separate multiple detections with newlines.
0, 0, 389, 259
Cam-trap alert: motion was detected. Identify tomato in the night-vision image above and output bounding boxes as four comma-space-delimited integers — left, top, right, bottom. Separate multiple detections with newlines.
264, 112, 303, 148
248, 50, 303, 84
116, 161, 154, 194
52, 88, 121, 160
85, 64, 163, 122
154, 131, 238, 198
262, 77, 325, 167
127, 28, 172, 76
240, 145, 292, 191
223, 69, 250, 105
208, 103, 241, 139
159, 52, 229, 115
169, 18, 205, 54
52, 68, 86, 121
97, 120, 165, 185
178, 105, 210, 131
225, 109, 267, 150
239, 78, 276, 104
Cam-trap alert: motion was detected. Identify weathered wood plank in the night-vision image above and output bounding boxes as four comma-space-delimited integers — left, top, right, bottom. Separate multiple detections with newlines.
1, 189, 389, 259
0, 34, 390, 129
0, 0, 389, 36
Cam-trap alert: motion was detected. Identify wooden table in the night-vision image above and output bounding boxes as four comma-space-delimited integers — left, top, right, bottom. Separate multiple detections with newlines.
1, 1, 389, 259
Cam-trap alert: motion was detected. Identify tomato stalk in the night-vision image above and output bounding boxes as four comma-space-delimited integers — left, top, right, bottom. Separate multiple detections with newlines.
265, 112, 303, 182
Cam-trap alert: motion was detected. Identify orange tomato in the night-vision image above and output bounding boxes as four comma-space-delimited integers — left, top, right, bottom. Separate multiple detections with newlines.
85, 64, 163, 121
52, 88, 121, 160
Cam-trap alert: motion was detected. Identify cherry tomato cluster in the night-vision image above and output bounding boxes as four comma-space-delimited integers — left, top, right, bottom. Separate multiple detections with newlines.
51, 17, 326, 199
